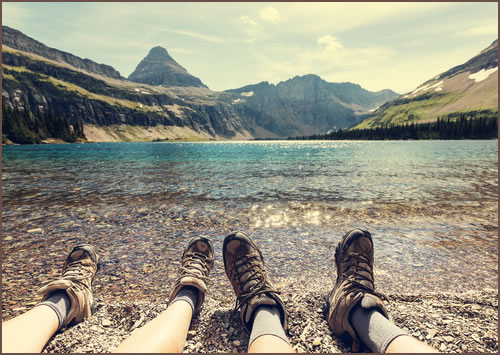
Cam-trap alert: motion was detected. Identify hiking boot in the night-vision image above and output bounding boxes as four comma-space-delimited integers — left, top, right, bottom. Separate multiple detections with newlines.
324, 229, 389, 352
223, 231, 287, 333
38, 244, 100, 327
168, 236, 214, 312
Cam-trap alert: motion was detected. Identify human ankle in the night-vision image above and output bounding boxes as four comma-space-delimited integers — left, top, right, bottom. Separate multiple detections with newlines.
37, 290, 71, 330
351, 304, 406, 352
248, 306, 289, 348
170, 286, 199, 313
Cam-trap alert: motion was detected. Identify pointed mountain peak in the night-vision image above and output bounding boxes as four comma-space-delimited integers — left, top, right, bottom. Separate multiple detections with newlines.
145, 46, 175, 62
128, 46, 207, 88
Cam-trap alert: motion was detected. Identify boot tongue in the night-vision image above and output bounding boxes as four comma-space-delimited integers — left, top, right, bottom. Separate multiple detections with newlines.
243, 294, 277, 325
360, 293, 383, 310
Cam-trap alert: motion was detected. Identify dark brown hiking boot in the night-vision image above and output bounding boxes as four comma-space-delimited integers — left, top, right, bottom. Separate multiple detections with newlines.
324, 229, 389, 352
38, 244, 100, 327
168, 236, 214, 312
223, 231, 288, 333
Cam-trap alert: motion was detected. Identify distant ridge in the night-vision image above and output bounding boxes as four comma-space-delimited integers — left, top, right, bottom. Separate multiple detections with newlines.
2, 25, 123, 79
225, 74, 399, 138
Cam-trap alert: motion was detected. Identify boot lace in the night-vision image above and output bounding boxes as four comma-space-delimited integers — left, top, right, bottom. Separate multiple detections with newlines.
342, 252, 388, 301
180, 252, 213, 285
229, 254, 279, 312
61, 258, 96, 290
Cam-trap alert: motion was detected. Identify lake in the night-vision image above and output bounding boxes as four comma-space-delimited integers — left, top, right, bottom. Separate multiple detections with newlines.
2, 140, 498, 313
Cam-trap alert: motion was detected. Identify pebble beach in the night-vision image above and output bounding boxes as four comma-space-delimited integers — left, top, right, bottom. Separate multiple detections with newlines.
41, 287, 497, 353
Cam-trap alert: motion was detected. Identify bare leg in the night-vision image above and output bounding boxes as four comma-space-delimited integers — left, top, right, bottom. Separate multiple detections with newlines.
248, 334, 295, 353
2, 305, 59, 353
113, 300, 193, 353
386, 334, 438, 353
3, 244, 100, 353
114, 237, 214, 353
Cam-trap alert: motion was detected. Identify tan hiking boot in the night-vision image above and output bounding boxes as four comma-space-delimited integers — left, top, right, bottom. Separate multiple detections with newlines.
223, 231, 288, 332
324, 229, 389, 352
38, 244, 100, 327
168, 236, 214, 312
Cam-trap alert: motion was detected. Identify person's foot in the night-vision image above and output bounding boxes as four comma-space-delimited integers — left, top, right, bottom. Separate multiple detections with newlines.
324, 229, 389, 351
223, 231, 287, 332
168, 236, 214, 312
38, 244, 100, 327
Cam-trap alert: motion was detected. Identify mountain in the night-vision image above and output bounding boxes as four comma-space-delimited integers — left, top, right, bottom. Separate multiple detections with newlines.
2, 26, 123, 80
225, 74, 398, 138
2, 26, 400, 144
355, 39, 498, 129
128, 46, 207, 88
2, 27, 250, 144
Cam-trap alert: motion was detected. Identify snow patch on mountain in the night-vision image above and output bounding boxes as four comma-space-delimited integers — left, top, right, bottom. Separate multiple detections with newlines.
468, 67, 498, 83
410, 81, 444, 96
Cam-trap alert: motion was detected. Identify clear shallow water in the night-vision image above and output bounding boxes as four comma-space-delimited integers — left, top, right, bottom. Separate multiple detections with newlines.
2, 141, 498, 311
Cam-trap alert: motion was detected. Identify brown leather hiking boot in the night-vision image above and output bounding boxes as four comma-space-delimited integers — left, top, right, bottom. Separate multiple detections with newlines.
38, 244, 100, 327
168, 236, 214, 312
324, 229, 389, 352
223, 231, 288, 333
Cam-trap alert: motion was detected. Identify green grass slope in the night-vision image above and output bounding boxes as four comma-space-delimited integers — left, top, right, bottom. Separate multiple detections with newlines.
354, 40, 498, 130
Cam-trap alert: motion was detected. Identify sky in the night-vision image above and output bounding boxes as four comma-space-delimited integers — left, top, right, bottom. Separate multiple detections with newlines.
2, 2, 498, 94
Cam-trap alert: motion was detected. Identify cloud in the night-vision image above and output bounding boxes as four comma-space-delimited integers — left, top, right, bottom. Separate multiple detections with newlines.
251, 38, 397, 90
259, 7, 287, 24
241, 15, 258, 26
168, 29, 227, 44
170, 48, 197, 55
459, 23, 498, 37
317, 35, 343, 51
2, 2, 32, 27
281, 3, 452, 34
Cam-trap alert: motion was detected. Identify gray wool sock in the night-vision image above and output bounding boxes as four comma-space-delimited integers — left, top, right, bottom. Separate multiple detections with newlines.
248, 306, 289, 348
351, 303, 407, 353
37, 290, 72, 330
170, 286, 199, 313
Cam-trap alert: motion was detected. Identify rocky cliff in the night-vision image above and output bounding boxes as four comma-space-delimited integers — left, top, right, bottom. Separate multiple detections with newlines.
128, 46, 207, 88
2, 26, 123, 80
225, 74, 398, 138
2, 26, 400, 143
2, 29, 251, 143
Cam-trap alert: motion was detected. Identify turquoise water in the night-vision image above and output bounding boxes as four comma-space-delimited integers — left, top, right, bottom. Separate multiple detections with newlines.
2, 141, 498, 307
4, 140, 497, 206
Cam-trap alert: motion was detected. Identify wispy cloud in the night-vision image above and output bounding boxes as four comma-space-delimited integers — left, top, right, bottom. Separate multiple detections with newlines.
168, 29, 227, 44
2, 2, 496, 93
252, 38, 396, 89
459, 23, 498, 37
317, 35, 343, 51
241, 15, 258, 26
2, 2, 32, 27
170, 47, 197, 55
259, 7, 287, 24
